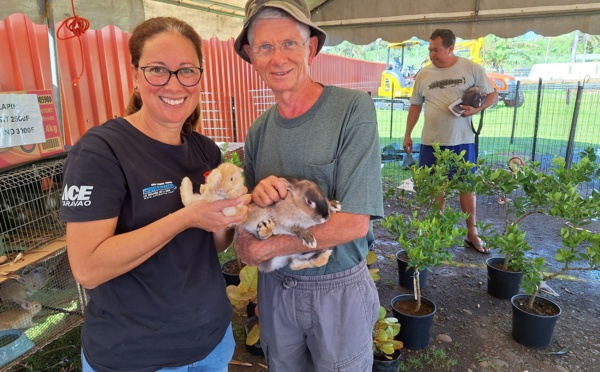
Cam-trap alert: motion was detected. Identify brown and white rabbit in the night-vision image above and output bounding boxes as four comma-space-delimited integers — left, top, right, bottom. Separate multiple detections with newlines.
180, 162, 246, 217
240, 177, 341, 272
0, 301, 42, 331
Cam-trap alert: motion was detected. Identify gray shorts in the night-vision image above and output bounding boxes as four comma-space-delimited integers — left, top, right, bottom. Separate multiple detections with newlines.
257, 260, 380, 372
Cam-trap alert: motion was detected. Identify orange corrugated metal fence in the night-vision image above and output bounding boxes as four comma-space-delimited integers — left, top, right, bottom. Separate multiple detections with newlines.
0, 14, 52, 92
1, 14, 384, 153
57, 22, 133, 145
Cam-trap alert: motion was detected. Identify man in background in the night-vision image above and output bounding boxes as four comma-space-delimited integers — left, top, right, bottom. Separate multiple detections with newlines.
404, 28, 498, 254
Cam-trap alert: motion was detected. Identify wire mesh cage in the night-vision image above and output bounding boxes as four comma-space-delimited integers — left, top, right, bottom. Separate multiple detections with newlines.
0, 156, 84, 369
0, 157, 65, 257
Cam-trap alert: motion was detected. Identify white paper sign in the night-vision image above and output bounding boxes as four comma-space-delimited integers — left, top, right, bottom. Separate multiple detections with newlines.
0, 94, 46, 149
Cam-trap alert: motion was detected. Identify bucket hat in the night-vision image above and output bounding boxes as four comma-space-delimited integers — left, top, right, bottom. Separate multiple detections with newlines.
234, 0, 327, 63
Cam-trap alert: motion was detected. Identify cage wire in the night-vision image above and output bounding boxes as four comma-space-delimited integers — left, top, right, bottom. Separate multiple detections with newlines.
0, 158, 65, 256
0, 156, 84, 369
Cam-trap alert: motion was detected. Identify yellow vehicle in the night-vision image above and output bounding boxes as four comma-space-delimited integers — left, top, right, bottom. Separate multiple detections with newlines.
375, 38, 426, 110
376, 37, 525, 109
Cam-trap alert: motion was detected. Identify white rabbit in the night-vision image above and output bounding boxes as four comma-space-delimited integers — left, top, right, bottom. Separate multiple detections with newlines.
240, 177, 341, 272
180, 163, 246, 217
0, 301, 42, 330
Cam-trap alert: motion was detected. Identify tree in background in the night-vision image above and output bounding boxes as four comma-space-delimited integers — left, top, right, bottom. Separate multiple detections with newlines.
322, 31, 600, 73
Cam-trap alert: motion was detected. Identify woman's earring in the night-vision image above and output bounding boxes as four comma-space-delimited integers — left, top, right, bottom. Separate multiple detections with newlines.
134, 85, 138, 90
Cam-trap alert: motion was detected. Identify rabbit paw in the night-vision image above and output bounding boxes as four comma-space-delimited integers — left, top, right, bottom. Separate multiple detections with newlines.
257, 219, 275, 239
180, 177, 201, 206
294, 228, 317, 248
329, 200, 341, 213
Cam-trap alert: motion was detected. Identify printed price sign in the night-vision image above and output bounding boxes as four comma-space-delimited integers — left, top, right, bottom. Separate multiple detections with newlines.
0, 94, 46, 149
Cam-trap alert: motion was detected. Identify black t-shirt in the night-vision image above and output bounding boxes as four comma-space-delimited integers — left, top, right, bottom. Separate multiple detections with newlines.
60, 118, 232, 372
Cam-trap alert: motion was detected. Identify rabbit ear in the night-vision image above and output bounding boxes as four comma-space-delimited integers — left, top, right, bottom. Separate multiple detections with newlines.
206, 169, 222, 185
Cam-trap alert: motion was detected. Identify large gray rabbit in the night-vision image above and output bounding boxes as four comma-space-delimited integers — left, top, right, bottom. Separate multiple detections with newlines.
240, 177, 341, 272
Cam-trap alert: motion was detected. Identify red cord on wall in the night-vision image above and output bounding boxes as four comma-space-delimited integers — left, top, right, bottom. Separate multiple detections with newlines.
57, 0, 90, 86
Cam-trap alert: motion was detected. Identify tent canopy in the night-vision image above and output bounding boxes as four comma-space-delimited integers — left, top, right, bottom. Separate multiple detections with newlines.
310, 0, 600, 45
147, 0, 600, 45
4, 0, 600, 45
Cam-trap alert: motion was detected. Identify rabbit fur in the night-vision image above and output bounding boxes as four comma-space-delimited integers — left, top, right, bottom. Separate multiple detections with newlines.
0, 301, 42, 330
0, 267, 49, 305
240, 177, 341, 272
461, 86, 488, 108
180, 162, 246, 217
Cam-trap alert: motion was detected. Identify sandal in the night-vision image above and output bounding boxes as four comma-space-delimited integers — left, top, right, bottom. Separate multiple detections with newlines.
464, 239, 490, 254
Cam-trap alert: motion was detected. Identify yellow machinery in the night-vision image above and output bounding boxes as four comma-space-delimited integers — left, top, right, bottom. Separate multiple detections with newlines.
375, 38, 426, 110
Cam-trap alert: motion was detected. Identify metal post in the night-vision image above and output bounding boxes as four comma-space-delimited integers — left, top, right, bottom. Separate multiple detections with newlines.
389, 83, 394, 139
531, 78, 543, 161
230, 96, 237, 142
565, 82, 584, 168
44, 0, 66, 146
509, 81, 521, 144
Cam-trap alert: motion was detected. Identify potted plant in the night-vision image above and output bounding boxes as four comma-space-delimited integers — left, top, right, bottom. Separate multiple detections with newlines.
225, 265, 263, 355
382, 144, 471, 349
471, 156, 546, 299
507, 149, 600, 348
372, 306, 403, 371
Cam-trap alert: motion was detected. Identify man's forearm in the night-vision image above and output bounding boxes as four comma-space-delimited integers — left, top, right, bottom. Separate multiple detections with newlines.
405, 104, 422, 137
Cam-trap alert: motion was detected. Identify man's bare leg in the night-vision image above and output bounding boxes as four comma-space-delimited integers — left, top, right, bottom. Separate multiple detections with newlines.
460, 192, 488, 253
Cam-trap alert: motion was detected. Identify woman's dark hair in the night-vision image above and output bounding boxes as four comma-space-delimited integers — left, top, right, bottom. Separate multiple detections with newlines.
430, 29, 456, 48
125, 17, 203, 135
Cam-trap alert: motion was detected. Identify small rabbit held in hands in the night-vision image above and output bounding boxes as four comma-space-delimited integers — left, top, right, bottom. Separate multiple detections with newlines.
0, 301, 42, 331
240, 177, 341, 272
461, 86, 488, 108
180, 163, 246, 217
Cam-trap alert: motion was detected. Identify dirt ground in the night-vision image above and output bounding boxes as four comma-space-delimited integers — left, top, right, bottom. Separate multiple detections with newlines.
228, 194, 600, 372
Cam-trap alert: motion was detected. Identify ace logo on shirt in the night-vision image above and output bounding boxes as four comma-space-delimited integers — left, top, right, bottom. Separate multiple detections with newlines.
62, 184, 93, 207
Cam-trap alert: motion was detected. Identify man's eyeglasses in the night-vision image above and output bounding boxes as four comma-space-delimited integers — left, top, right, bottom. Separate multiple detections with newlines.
250, 39, 310, 58
139, 66, 203, 87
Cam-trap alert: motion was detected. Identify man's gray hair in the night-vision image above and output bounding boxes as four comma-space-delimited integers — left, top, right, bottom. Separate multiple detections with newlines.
247, 7, 310, 45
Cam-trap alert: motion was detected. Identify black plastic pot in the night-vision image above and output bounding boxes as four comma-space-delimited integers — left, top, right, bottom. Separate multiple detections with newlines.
511, 294, 562, 348
486, 257, 523, 299
221, 259, 241, 287
396, 250, 428, 290
244, 315, 264, 356
372, 350, 402, 372
390, 294, 436, 350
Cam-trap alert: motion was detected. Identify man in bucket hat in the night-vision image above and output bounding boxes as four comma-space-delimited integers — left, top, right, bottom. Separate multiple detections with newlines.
233, 0, 383, 370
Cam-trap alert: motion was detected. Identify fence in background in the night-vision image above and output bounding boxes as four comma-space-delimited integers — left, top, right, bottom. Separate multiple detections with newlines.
379, 79, 600, 202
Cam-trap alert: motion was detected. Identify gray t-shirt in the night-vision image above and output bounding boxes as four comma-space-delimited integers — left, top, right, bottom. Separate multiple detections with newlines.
244, 85, 384, 275
410, 58, 495, 146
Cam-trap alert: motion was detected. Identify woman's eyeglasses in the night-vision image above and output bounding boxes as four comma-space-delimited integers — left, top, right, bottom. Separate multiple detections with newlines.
139, 66, 203, 87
